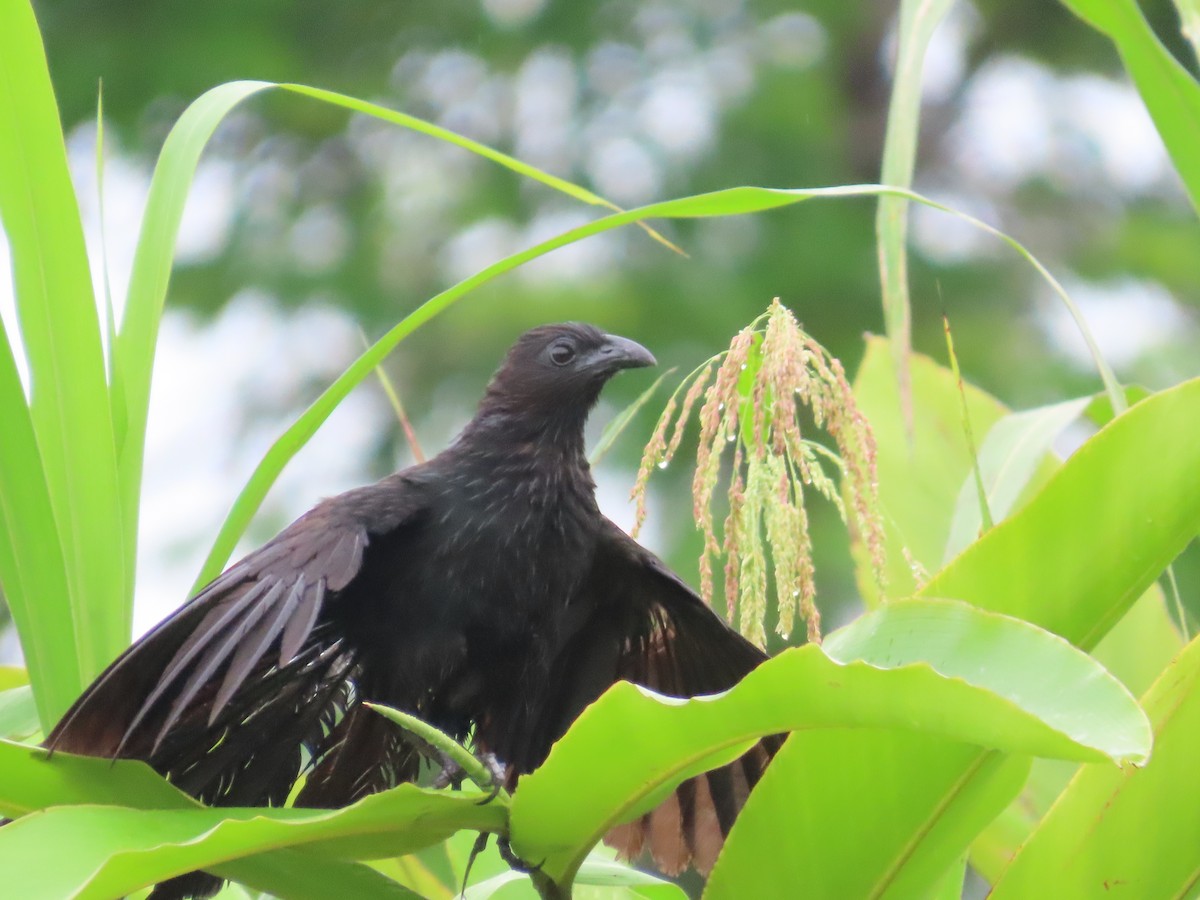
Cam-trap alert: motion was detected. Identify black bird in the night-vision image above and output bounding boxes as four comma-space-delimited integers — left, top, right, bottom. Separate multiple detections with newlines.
47, 323, 777, 898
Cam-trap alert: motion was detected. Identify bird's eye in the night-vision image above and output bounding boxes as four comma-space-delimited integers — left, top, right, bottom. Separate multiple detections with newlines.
549, 342, 576, 366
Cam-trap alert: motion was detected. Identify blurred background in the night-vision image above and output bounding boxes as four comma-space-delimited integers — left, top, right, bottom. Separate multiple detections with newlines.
4, 0, 1197, 641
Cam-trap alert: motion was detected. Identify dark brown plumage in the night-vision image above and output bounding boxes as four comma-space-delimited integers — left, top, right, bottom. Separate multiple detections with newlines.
47, 323, 777, 898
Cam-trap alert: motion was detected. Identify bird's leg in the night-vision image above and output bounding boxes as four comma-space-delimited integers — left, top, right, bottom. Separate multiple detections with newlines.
431, 748, 467, 790
431, 749, 508, 803
497, 839, 565, 900
496, 835, 534, 872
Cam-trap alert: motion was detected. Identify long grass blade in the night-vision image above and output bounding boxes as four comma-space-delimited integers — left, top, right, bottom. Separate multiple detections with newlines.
115, 79, 679, 606
875, 0, 955, 424
191, 183, 1120, 589
0, 326, 78, 725
0, 0, 125, 713
1059, 0, 1200, 215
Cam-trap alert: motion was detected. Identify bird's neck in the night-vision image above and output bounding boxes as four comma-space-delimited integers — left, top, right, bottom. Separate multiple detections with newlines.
452, 404, 591, 472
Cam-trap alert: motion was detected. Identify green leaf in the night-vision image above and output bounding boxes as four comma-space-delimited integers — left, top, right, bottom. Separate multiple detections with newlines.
972, 585, 1185, 882
113, 79, 275, 612
0, 333, 77, 723
851, 337, 1010, 602
0, 668, 28, 691
822, 600, 1150, 762
0, 0, 124, 721
574, 858, 688, 899
0, 739, 504, 896
990, 634, 1200, 899
464, 854, 686, 900
928, 856, 968, 900
0, 805, 420, 900
1058, 0, 1200, 216
829, 376, 1199, 892
875, 0, 956, 418
943, 395, 1091, 562
705, 733, 1029, 900
215, 850, 419, 900
509, 599, 1149, 886
0, 687, 40, 741
0, 740, 198, 817
707, 599, 1150, 898
0, 785, 504, 898
922, 375, 1200, 650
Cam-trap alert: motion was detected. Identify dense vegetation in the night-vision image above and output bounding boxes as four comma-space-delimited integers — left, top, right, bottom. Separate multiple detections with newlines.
1, 0, 1198, 896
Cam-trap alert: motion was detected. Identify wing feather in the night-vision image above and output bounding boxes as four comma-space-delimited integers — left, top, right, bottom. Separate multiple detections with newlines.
214, 573, 307, 714
497, 518, 778, 877
46, 473, 428, 820
279, 577, 327, 666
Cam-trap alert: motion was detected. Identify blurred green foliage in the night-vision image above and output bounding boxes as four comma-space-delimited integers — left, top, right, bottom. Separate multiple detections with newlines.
27, 0, 1200, 620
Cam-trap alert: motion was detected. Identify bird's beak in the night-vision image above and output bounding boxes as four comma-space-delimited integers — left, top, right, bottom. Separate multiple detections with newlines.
589, 334, 657, 372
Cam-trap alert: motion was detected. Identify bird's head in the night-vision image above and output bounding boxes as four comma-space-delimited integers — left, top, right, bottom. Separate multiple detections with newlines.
474, 323, 656, 435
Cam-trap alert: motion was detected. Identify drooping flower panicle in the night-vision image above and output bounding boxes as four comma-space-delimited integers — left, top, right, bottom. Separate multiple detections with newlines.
632, 299, 886, 647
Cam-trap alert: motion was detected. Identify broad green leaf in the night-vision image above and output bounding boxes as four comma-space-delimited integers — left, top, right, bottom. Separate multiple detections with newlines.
0, 0, 120, 723
0, 739, 503, 897
929, 856, 968, 900
1059, 0, 1200, 216
215, 850, 418, 900
574, 857, 689, 899
973, 585, 1184, 882
465, 855, 686, 900
875, 0, 955, 417
922, 375, 1200, 649
1092, 584, 1184, 700
705, 733, 1028, 900
943, 384, 1156, 566
464, 870, 539, 899
943, 395, 1091, 562
822, 600, 1149, 761
991, 635, 1200, 899
0, 740, 199, 817
0, 806, 419, 900
709, 600, 1151, 897
0, 785, 504, 899
510, 599, 1149, 886
851, 337, 1009, 603
0, 687, 40, 741
199, 186, 1086, 593
828, 376, 1200, 893
0, 667, 29, 691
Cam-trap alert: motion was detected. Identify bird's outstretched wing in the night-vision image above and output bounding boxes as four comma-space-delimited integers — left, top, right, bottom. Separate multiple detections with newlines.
47, 474, 427, 810
480, 518, 779, 876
